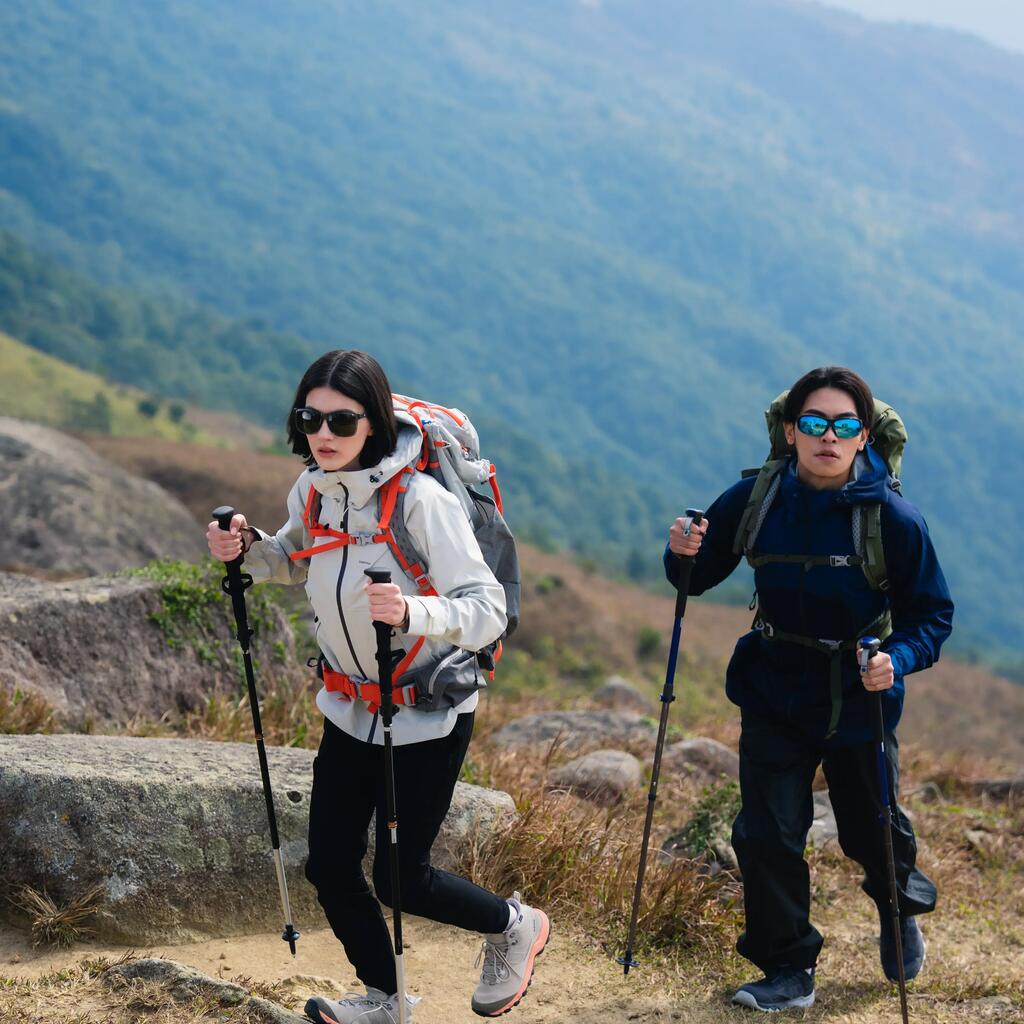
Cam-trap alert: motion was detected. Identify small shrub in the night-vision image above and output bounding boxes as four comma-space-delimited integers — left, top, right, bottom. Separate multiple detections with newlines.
0, 686, 56, 734
636, 626, 662, 660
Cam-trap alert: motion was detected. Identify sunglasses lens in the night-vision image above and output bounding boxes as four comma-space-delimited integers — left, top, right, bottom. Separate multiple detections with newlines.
798, 415, 828, 437
326, 411, 360, 437
833, 418, 862, 439
294, 408, 322, 434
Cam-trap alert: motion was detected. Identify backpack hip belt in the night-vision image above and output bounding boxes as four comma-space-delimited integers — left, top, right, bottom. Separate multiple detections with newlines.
320, 663, 419, 715
753, 607, 893, 739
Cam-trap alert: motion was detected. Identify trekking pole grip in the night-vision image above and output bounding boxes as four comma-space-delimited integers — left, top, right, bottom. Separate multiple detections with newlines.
672, 509, 704, 620
213, 504, 244, 572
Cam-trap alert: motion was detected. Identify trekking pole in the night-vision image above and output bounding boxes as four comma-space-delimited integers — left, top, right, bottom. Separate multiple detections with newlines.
213, 506, 300, 956
618, 508, 704, 975
365, 568, 409, 1024
859, 636, 910, 1024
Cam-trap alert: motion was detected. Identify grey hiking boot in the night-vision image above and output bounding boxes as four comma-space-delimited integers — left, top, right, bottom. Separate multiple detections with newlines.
471, 892, 551, 1017
305, 987, 418, 1024
732, 968, 815, 1012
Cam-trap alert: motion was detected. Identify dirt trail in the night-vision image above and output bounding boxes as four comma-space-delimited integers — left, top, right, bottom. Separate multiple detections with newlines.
3, 900, 1021, 1024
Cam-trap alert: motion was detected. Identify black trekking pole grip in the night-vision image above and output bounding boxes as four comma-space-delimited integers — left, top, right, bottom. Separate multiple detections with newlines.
672, 509, 704, 620
213, 505, 300, 956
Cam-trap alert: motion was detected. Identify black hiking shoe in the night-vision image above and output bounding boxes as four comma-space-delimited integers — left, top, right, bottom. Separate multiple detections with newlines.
879, 910, 926, 982
732, 968, 815, 1012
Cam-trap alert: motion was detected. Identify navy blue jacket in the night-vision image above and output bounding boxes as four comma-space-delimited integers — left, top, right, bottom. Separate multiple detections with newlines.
665, 446, 954, 745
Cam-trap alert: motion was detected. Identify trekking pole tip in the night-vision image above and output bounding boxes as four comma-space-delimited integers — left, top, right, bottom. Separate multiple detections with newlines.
282, 925, 300, 956
616, 953, 639, 975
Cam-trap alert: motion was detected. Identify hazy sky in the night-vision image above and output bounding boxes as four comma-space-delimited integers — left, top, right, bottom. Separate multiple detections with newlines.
822, 0, 1024, 54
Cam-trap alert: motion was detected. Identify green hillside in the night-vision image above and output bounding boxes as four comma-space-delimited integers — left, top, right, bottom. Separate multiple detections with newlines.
0, 0, 1022, 662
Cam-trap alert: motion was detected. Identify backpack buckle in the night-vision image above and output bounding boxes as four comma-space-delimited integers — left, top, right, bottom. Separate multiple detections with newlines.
817, 638, 843, 651
349, 532, 378, 547
830, 555, 852, 567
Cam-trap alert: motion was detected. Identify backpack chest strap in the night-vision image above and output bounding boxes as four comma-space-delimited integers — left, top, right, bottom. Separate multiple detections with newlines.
746, 552, 866, 570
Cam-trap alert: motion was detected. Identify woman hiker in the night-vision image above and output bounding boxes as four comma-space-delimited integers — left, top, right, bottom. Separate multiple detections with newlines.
207, 349, 549, 1024
666, 365, 953, 1012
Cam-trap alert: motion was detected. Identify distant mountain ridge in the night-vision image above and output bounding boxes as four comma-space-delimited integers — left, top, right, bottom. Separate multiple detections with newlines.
0, 0, 1022, 661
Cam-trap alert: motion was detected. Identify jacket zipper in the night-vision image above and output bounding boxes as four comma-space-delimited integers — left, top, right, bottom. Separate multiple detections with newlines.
335, 485, 370, 681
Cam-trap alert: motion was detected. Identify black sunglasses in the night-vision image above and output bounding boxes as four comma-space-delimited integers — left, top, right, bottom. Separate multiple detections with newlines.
293, 406, 367, 437
796, 414, 863, 440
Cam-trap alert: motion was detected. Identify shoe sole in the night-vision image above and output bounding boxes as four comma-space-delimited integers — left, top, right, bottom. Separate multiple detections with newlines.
304, 997, 340, 1024
731, 990, 815, 1013
471, 912, 551, 1017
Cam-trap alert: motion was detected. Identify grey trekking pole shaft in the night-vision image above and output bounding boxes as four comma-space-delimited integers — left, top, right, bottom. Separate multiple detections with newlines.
214, 506, 300, 956
859, 636, 909, 1024
366, 569, 408, 1024
619, 509, 704, 975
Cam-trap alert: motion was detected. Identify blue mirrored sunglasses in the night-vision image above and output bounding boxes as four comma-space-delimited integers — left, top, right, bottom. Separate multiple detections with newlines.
796, 414, 863, 440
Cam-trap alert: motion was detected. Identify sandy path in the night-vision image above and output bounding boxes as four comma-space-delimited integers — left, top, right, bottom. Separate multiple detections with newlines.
3, 897, 1021, 1022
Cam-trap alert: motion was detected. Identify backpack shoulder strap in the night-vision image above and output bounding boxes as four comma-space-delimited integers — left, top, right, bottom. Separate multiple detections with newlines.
855, 502, 889, 591
378, 469, 438, 596
733, 459, 788, 557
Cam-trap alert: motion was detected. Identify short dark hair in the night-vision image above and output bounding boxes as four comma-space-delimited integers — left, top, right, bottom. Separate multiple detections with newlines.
783, 366, 874, 429
287, 350, 398, 468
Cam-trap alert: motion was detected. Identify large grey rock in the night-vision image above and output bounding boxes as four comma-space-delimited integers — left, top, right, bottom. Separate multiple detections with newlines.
663, 738, 739, 781
0, 570, 297, 728
0, 417, 205, 576
0, 734, 516, 944
592, 676, 655, 716
807, 790, 839, 848
548, 749, 643, 805
104, 958, 306, 1023
491, 709, 656, 755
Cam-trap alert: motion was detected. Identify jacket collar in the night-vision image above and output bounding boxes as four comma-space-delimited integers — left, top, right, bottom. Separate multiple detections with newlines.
307, 411, 423, 510
782, 444, 890, 506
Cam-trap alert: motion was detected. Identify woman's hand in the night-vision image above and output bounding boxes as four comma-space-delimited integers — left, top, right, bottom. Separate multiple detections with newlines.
366, 580, 410, 628
207, 512, 248, 562
668, 514, 708, 557
860, 650, 895, 692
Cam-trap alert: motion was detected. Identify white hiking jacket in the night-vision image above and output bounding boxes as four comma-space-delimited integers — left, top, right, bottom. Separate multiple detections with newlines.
244, 417, 507, 745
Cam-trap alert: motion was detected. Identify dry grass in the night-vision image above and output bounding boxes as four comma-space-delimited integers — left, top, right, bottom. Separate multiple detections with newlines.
9, 886, 105, 949
0, 685, 56, 734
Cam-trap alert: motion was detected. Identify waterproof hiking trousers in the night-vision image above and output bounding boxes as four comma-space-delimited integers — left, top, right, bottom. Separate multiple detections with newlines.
305, 712, 510, 995
731, 707, 937, 973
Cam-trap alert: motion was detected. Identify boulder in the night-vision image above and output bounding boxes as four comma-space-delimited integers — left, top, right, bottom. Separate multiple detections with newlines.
491, 709, 656, 755
663, 737, 739, 781
103, 958, 306, 1023
807, 790, 839, 849
969, 778, 1024, 801
0, 734, 516, 944
0, 417, 205, 576
548, 749, 643, 805
0, 569, 298, 728
592, 676, 655, 715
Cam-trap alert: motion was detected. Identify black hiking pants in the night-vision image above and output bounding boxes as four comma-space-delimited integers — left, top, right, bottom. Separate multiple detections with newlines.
731, 707, 937, 974
304, 712, 509, 995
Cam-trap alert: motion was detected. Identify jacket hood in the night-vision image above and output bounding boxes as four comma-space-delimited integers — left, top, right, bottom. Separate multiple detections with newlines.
782, 443, 891, 507
306, 409, 423, 510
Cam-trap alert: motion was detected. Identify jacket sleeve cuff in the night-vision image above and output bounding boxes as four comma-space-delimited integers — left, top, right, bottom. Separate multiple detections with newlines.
404, 596, 431, 637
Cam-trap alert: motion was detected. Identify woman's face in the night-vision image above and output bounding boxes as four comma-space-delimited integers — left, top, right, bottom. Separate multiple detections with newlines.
302, 386, 373, 472
783, 386, 868, 490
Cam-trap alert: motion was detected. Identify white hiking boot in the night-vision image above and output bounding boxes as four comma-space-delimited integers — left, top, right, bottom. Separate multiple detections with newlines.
305, 987, 418, 1024
471, 892, 551, 1017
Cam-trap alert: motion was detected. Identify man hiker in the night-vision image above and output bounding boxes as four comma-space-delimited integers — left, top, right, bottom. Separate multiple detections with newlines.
665, 366, 953, 1012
